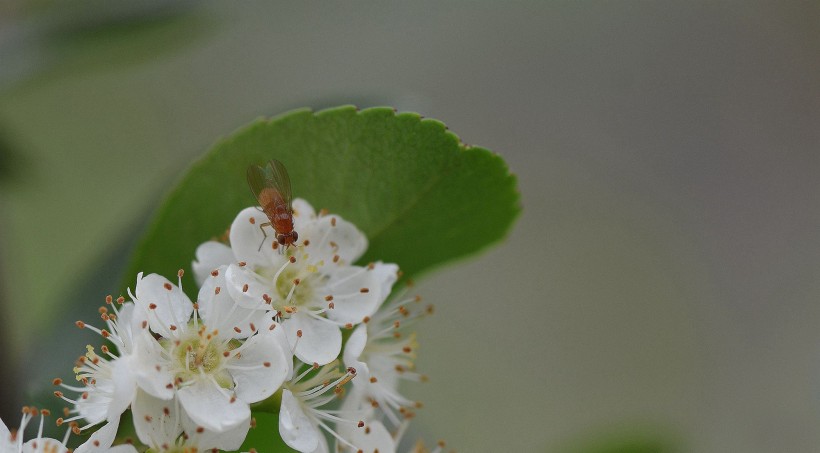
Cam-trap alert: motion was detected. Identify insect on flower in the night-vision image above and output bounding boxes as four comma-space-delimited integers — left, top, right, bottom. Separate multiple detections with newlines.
247, 159, 298, 250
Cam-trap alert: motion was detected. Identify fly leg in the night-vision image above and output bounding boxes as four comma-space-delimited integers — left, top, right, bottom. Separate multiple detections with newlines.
258, 222, 273, 251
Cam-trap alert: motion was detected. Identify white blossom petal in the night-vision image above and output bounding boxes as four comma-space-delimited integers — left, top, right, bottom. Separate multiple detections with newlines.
326, 263, 398, 325
131, 390, 182, 448
297, 214, 367, 265
283, 312, 341, 365
133, 331, 175, 400
349, 419, 395, 453
198, 266, 269, 336
106, 356, 137, 421
230, 207, 281, 268
134, 273, 193, 338
181, 409, 250, 451
22, 439, 69, 453
177, 379, 249, 433
279, 389, 320, 453
291, 198, 317, 225
192, 241, 235, 286
343, 324, 371, 379
225, 263, 277, 310
74, 415, 121, 453
230, 323, 291, 403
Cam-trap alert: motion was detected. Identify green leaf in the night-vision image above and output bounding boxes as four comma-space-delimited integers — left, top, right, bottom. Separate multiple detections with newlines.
228, 411, 292, 453
123, 105, 520, 297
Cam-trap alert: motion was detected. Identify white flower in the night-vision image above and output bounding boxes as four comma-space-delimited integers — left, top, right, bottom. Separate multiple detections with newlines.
132, 271, 292, 433
1, 407, 68, 453
343, 294, 429, 426
0, 407, 134, 453
193, 199, 399, 365
338, 416, 450, 453
279, 362, 361, 453
54, 299, 160, 444
131, 389, 249, 452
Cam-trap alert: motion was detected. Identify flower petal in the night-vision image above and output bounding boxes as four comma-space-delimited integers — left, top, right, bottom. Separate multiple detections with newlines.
283, 312, 341, 365
297, 213, 368, 265
134, 273, 193, 338
325, 263, 399, 325
74, 415, 120, 453
178, 378, 250, 433
133, 331, 175, 400
106, 356, 137, 421
291, 198, 317, 225
131, 390, 182, 448
23, 438, 69, 453
343, 324, 371, 379
199, 266, 270, 337
230, 207, 281, 268
225, 263, 277, 310
349, 419, 395, 453
192, 241, 235, 286
230, 323, 292, 403
181, 408, 250, 451
279, 389, 320, 453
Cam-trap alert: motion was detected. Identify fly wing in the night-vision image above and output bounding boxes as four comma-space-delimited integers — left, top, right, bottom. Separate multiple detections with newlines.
246, 163, 270, 203
263, 159, 293, 208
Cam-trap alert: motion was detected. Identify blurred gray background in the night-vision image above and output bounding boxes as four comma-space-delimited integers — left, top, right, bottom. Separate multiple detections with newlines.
0, 1, 818, 452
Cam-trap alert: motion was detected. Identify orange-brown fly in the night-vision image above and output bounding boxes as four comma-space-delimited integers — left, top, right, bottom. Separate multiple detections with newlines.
247, 159, 298, 250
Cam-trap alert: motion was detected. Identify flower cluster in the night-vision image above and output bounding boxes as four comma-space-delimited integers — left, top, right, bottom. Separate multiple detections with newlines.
3, 199, 445, 453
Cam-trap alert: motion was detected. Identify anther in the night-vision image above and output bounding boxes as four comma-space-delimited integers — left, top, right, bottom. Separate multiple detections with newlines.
293, 278, 301, 285
328, 302, 335, 309
105, 295, 113, 304
289, 256, 296, 263
333, 255, 340, 263
370, 377, 378, 383
296, 330, 303, 338
357, 421, 364, 428
362, 316, 370, 323
263, 362, 271, 367
163, 283, 173, 291
234, 327, 242, 333
331, 217, 337, 227
325, 295, 334, 301
52, 378, 62, 385
215, 286, 221, 295
211, 269, 219, 277
116, 296, 125, 304
238, 261, 246, 267
249, 217, 256, 225
242, 283, 249, 292
148, 303, 157, 310
75, 321, 85, 329
303, 239, 310, 246
360, 287, 369, 293
178, 269, 184, 278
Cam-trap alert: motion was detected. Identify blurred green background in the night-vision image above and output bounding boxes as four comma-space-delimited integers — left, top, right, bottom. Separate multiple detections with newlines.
1, 1, 819, 452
